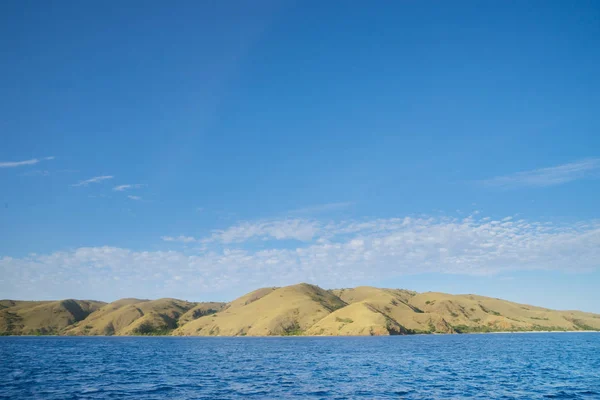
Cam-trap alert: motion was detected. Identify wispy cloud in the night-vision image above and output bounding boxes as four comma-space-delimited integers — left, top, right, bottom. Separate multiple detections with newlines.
161, 235, 198, 243
0, 156, 55, 168
127, 195, 142, 201
482, 158, 600, 189
19, 168, 78, 177
3, 213, 598, 300
72, 175, 113, 187
206, 219, 320, 243
113, 184, 146, 191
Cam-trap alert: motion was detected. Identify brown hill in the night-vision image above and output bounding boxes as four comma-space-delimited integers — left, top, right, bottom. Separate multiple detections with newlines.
64, 298, 201, 336
173, 283, 346, 336
407, 292, 600, 333
307, 287, 453, 335
3, 284, 600, 336
177, 302, 227, 326
0, 299, 105, 335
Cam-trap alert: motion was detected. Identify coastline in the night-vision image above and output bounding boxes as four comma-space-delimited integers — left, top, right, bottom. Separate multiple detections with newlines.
3, 330, 599, 338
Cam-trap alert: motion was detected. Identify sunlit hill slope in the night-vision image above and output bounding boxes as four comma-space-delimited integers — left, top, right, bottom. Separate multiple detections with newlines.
2, 284, 599, 336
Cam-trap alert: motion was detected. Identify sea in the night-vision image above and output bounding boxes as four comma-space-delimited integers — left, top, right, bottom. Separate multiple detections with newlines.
1, 333, 599, 399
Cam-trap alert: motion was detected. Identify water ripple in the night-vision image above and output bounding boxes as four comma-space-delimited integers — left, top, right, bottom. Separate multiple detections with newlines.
1, 333, 599, 399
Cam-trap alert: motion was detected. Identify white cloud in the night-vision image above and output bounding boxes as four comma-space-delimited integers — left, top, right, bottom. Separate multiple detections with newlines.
113, 184, 146, 191
1, 214, 599, 300
161, 235, 198, 243
206, 219, 320, 243
482, 158, 600, 188
0, 156, 55, 168
19, 168, 77, 177
127, 195, 142, 201
72, 175, 114, 187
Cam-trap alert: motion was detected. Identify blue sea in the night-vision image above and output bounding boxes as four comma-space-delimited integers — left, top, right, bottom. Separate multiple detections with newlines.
1, 333, 599, 399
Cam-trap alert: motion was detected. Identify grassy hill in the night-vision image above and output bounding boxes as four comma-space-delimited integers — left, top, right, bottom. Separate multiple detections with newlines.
0, 299, 105, 335
2, 284, 600, 336
64, 298, 224, 336
173, 283, 346, 336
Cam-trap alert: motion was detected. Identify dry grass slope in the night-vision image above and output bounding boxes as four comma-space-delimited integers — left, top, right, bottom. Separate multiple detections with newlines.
3, 284, 600, 336
65, 298, 198, 336
326, 287, 447, 334
177, 302, 227, 326
408, 292, 600, 333
0, 300, 105, 335
174, 283, 346, 336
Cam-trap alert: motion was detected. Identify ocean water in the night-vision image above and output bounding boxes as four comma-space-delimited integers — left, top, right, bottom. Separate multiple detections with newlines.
1, 333, 599, 399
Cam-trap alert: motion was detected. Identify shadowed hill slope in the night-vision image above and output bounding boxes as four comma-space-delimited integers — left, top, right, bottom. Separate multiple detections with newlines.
177, 302, 227, 326
0, 299, 105, 335
64, 298, 204, 336
3, 284, 600, 336
307, 287, 454, 335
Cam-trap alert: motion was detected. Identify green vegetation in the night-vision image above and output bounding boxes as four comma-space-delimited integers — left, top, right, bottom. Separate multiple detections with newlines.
571, 320, 596, 331
428, 320, 436, 333
0, 311, 21, 335
281, 322, 304, 336
479, 304, 501, 316
452, 324, 495, 333
529, 325, 568, 332
29, 327, 58, 336
335, 317, 354, 323
132, 322, 173, 336
403, 328, 431, 335
103, 322, 115, 336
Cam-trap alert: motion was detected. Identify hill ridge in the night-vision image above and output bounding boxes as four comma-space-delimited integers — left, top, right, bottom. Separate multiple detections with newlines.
2, 284, 599, 336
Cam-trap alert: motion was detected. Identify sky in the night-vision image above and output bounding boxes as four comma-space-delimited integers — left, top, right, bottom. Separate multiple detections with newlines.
1, 1, 599, 312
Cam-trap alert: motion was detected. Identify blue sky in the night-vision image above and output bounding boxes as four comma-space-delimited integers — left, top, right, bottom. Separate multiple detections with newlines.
1, 1, 599, 312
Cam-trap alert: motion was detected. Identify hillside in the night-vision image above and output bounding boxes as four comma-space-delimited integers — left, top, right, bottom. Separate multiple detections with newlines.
0, 299, 105, 335
174, 285, 600, 336
2, 284, 600, 336
173, 283, 346, 336
63, 298, 224, 336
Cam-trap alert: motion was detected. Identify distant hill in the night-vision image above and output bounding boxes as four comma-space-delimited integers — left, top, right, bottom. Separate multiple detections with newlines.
2, 284, 599, 336
0, 299, 105, 335
63, 298, 225, 336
